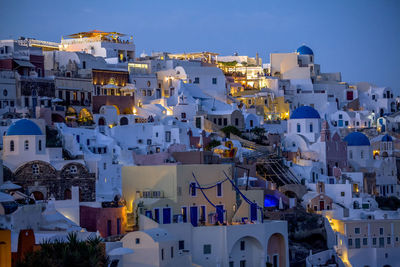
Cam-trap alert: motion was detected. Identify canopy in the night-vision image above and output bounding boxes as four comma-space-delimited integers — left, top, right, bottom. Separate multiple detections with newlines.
14, 60, 35, 68
0, 181, 22, 190
0, 192, 14, 202
64, 30, 126, 39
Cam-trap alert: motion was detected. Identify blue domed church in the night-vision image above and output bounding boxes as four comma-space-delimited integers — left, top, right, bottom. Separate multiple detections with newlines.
287, 106, 321, 143
2, 119, 95, 201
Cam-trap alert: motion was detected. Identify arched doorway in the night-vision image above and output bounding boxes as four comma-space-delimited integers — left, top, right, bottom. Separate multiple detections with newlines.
120, 117, 128, 125
229, 236, 263, 267
32, 191, 44, 201
98, 117, 106, 126
267, 233, 286, 267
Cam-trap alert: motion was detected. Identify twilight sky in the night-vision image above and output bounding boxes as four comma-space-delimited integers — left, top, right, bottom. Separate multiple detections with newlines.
1, 0, 399, 89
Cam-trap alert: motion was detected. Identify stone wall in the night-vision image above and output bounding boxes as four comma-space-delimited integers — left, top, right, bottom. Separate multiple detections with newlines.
7, 160, 95, 201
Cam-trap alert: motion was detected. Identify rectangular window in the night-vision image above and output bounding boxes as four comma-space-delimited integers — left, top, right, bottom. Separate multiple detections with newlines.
235, 118, 239, 126
190, 183, 197, 196
194, 77, 200, 84
348, 238, 352, 246
165, 131, 171, 142
179, 240, 185, 250
181, 112, 186, 119
223, 118, 228, 126
217, 183, 222, 197
229, 262, 234, 267
171, 246, 174, 258
240, 240, 245, 251
373, 237, 377, 245
355, 228, 360, 234
355, 238, 360, 248
161, 248, 164, 260
363, 238, 368, 245
341, 192, 345, 197
203, 244, 211, 254
240, 260, 246, 267
380, 228, 384, 235
218, 118, 222, 125
387, 237, 391, 245
135, 238, 140, 244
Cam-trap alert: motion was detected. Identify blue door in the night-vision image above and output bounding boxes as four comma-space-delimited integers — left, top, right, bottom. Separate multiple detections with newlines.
250, 203, 257, 221
338, 120, 343, 127
216, 205, 224, 223
190, 206, 198, 226
163, 208, 171, 224
145, 210, 152, 219
154, 208, 160, 223
107, 220, 112, 236
117, 218, 121, 235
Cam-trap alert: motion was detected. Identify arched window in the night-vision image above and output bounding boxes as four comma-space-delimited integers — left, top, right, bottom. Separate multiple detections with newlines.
38, 140, 42, 151
297, 123, 301, 133
10, 140, 14, 151
120, 117, 128, 125
309, 123, 313, 133
24, 140, 29, 150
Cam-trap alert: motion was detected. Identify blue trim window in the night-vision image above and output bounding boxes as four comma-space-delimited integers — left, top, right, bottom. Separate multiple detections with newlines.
190, 183, 196, 196
217, 183, 222, 197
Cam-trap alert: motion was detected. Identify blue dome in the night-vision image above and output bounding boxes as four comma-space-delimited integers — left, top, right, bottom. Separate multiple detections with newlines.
297, 45, 314, 55
344, 132, 370, 146
6, 119, 43, 136
290, 106, 321, 119
382, 134, 393, 142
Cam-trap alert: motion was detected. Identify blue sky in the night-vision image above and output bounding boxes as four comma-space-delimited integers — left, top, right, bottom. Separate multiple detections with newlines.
1, 0, 399, 89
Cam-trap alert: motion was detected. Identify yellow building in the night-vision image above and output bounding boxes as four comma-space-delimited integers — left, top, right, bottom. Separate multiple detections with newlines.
122, 164, 261, 226
235, 91, 290, 121
0, 229, 11, 267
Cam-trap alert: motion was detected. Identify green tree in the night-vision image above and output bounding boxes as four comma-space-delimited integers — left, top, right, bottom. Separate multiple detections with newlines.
15, 232, 108, 267
221, 126, 241, 138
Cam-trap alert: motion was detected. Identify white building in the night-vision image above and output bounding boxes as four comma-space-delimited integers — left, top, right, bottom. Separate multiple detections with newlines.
121, 215, 289, 267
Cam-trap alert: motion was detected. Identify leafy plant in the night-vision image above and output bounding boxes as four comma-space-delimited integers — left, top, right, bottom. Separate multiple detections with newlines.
221, 126, 241, 138
15, 232, 108, 267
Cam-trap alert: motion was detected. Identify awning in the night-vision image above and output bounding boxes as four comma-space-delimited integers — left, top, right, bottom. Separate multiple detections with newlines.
14, 60, 35, 68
